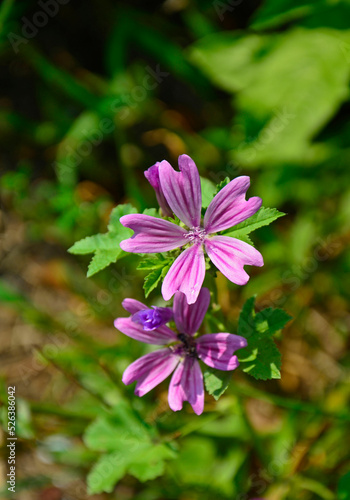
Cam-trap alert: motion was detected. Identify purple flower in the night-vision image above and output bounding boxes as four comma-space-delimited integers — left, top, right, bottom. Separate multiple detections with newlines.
132, 306, 173, 331
114, 288, 247, 415
144, 163, 173, 217
120, 155, 264, 304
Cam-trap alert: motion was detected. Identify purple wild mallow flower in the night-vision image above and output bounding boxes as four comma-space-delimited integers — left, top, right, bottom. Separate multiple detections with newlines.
120, 155, 264, 304
131, 305, 173, 331
144, 163, 173, 217
114, 288, 247, 415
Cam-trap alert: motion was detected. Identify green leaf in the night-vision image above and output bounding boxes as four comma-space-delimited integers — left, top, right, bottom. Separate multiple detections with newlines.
87, 452, 128, 494
142, 207, 161, 217
215, 177, 230, 194
143, 268, 164, 298
138, 253, 174, 298
137, 253, 171, 271
338, 471, 350, 500
143, 263, 172, 298
189, 28, 350, 167
255, 307, 293, 336
250, 0, 316, 31
68, 204, 137, 277
204, 368, 232, 400
224, 207, 285, 237
237, 297, 291, 380
127, 444, 175, 482
85, 404, 176, 494
87, 443, 175, 494
200, 176, 216, 208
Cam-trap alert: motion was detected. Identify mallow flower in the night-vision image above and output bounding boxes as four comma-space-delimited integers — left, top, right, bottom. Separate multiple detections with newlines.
120, 155, 264, 304
144, 163, 173, 217
114, 288, 247, 415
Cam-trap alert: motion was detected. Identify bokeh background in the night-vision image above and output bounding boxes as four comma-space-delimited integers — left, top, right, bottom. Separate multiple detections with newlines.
1, 0, 350, 499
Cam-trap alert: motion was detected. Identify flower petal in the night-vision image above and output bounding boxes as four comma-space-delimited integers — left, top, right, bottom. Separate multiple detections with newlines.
173, 287, 210, 335
204, 176, 262, 233
168, 357, 204, 415
159, 155, 202, 228
122, 348, 180, 396
205, 235, 263, 286
114, 317, 177, 344
144, 163, 173, 217
120, 214, 188, 253
132, 306, 173, 331
122, 298, 147, 314
162, 244, 205, 305
197, 333, 247, 370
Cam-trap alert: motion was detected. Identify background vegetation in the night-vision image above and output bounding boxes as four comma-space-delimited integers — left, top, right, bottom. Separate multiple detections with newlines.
0, 0, 350, 498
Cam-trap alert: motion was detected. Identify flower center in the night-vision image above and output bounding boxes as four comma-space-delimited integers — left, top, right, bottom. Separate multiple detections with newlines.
185, 226, 207, 244
178, 333, 197, 358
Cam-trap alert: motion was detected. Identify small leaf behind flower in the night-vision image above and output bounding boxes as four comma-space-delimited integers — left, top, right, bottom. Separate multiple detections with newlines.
204, 368, 232, 400
224, 207, 285, 238
237, 296, 292, 380
68, 203, 137, 277
138, 254, 174, 298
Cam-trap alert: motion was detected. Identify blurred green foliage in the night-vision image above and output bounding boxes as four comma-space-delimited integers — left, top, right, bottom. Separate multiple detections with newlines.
0, 0, 350, 499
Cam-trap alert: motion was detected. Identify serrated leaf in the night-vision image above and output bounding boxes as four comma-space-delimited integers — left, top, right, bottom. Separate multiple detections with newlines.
237, 296, 291, 380
255, 308, 292, 335
85, 405, 176, 494
68, 203, 137, 276
87, 248, 123, 277
144, 268, 164, 298
224, 207, 285, 238
215, 177, 230, 194
137, 253, 171, 271
229, 232, 255, 246
142, 256, 174, 298
87, 443, 175, 494
204, 368, 232, 400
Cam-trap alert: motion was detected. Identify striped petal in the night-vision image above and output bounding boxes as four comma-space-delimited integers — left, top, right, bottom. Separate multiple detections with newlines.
122, 348, 180, 396
173, 287, 210, 335
120, 214, 188, 253
168, 357, 204, 415
196, 333, 247, 370
114, 317, 177, 345
159, 155, 202, 228
205, 236, 263, 286
204, 176, 262, 234
145, 163, 173, 217
162, 244, 205, 305
122, 298, 147, 314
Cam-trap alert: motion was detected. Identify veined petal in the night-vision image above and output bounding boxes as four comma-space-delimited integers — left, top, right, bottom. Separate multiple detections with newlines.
173, 287, 210, 335
114, 317, 177, 344
205, 236, 263, 286
132, 306, 173, 331
159, 155, 202, 228
120, 214, 188, 253
122, 348, 180, 396
168, 357, 204, 415
162, 244, 205, 305
145, 163, 173, 217
197, 333, 247, 370
204, 176, 262, 233
122, 298, 147, 314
